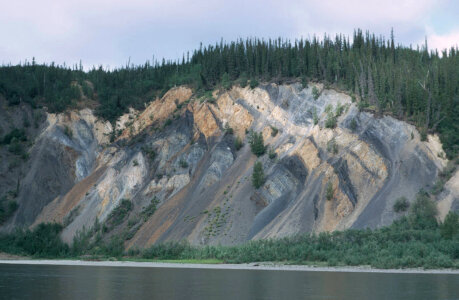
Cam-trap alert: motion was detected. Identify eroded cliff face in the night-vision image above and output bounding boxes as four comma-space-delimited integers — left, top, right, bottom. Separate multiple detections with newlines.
1, 84, 455, 248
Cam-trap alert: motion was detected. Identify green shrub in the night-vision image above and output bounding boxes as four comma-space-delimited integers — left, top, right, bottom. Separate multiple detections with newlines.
1, 128, 27, 145
312, 86, 320, 100
224, 123, 234, 134
270, 126, 278, 137
431, 179, 445, 195
142, 146, 157, 160
393, 197, 410, 212
164, 119, 173, 127
440, 161, 456, 180
357, 100, 368, 111
249, 78, 259, 89
325, 182, 334, 200
234, 136, 243, 151
63, 125, 73, 138
63, 206, 80, 227
409, 192, 438, 229
100, 236, 125, 257
106, 199, 132, 229
141, 197, 160, 221
327, 138, 338, 154
0, 223, 69, 257
252, 161, 265, 189
143, 241, 192, 260
440, 211, 459, 239
179, 159, 189, 168
312, 108, 319, 125
335, 102, 344, 117
268, 148, 277, 160
249, 131, 266, 156
325, 112, 337, 129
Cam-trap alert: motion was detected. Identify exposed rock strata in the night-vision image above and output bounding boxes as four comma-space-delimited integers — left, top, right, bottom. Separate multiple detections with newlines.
1, 84, 454, 249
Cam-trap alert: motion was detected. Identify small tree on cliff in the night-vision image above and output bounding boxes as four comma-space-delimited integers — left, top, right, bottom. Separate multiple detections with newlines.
252, 161, 265, 189
312, 86, 320, 100
249, 131, 266, 156
326, 182, 334, 201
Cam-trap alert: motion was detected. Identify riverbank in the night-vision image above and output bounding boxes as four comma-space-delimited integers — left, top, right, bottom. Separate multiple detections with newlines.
2, 214, 458, 270
1, 259, 458, 274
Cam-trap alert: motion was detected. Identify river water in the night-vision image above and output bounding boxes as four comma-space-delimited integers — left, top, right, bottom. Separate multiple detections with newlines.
0, 263, 458, 299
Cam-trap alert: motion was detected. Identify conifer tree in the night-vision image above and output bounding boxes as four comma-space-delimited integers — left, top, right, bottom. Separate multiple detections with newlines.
249, 132, 266, 156
252, 161, 265, 189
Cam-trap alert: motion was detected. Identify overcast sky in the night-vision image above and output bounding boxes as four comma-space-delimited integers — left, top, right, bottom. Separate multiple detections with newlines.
1, 0, 458, 69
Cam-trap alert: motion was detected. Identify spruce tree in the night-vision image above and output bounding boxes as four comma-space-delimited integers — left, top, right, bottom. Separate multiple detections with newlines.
249, 132, 266, 156
252, 161, 265, 189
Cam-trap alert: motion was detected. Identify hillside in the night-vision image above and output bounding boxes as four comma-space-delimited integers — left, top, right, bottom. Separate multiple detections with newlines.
1, 82, 457, 250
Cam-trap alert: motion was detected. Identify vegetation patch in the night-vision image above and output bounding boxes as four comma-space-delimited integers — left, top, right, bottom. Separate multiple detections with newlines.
224, 123, 234, 134
179, 159, 189, 168
268, 148, 277, 160
141, 197, 160, 222
312, 108, 319, 125
252, 161, 265, 189
0, 192, 457, 269
325, 182, 334, 201
234, 136, 243, 151
393, 197, 410, 213
0, 195, 18, 225
326, 138, 338, 154
248, 131, 266, 157
105, 199, 132, 230
270, 126, 278, 137
312, 86, 320, 100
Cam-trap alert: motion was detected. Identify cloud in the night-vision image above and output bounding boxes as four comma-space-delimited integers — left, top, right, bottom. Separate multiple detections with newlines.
426, 29, 459, 52
298, 0, 437, 23
0, 0, 457, 68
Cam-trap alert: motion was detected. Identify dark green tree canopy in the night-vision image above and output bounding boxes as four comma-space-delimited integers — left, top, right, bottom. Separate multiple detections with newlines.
1, 29, 458, 157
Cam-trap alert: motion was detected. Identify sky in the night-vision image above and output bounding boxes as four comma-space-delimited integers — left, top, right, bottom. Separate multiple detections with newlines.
0, 0, 458, 69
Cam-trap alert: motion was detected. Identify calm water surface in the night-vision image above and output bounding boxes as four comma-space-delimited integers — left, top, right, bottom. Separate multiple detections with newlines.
0, 263, 458, 300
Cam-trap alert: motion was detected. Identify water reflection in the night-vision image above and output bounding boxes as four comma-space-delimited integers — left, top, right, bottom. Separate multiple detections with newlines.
0, 264, 458, 300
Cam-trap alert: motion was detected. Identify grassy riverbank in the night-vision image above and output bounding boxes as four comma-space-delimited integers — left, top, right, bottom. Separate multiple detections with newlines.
1, 195, 458, 270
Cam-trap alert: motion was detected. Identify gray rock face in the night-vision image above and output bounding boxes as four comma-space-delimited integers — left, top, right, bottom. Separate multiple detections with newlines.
198, 142, 234, 190
13, 138, 76, 226
2, 110, 106, 229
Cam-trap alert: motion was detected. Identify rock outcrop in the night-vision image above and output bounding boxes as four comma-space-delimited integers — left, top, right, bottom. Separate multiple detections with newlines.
0, 83, 455, 248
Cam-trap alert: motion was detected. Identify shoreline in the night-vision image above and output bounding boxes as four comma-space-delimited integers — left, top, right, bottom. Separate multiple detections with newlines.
0, 259, 458, 274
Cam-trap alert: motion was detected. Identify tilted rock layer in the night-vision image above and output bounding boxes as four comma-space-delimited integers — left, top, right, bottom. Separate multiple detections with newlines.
0, 84, 455, 248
